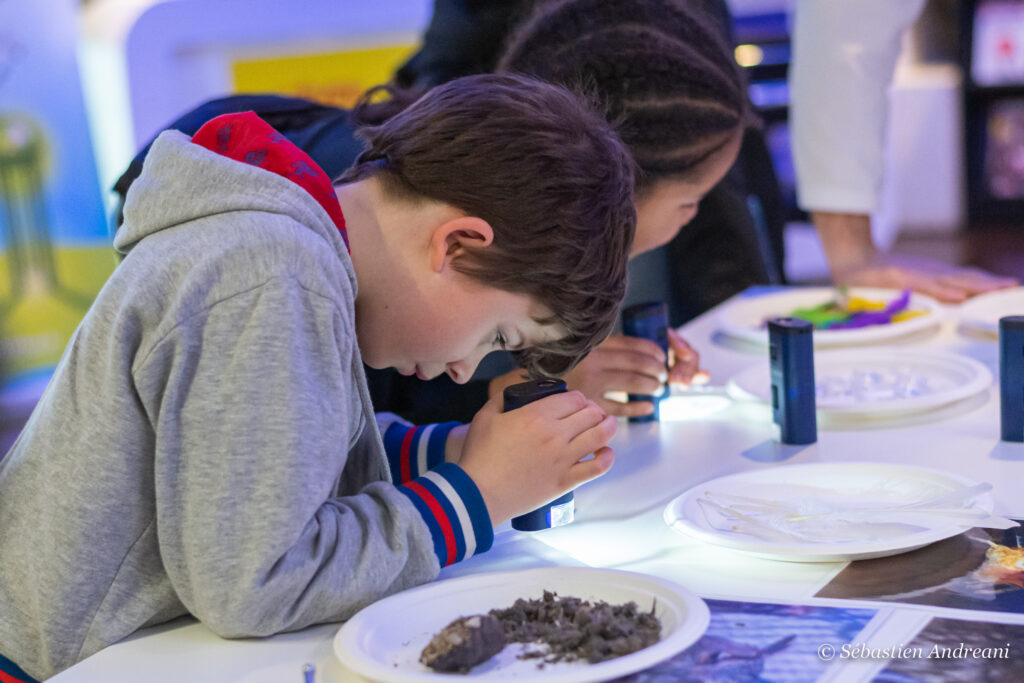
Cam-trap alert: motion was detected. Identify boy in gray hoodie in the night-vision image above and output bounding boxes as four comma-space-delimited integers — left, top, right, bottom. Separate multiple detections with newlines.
0, 73, 635, 681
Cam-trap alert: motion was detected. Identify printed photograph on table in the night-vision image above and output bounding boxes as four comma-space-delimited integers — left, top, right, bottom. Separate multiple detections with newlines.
816, 522, 1024, 614
874, 618, 1024, 683
612, 599, 877, 683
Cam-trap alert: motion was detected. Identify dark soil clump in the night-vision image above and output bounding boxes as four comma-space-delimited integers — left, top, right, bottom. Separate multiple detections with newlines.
489, 590, 661, 665
420, 591, 662, 673
420, 614, 506, 673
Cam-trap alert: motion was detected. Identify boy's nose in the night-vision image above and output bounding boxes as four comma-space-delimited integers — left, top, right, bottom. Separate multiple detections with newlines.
446, 347, 488, 384
445, 361, 471, 384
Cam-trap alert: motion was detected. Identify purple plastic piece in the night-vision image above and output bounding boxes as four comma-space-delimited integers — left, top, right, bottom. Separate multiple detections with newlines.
827, 289, 912, 330
884, 289, 912, 314
830, 311, 892, 329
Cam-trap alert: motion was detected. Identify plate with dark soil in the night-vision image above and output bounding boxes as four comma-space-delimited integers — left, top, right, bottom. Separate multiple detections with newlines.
333, 567, 709, 682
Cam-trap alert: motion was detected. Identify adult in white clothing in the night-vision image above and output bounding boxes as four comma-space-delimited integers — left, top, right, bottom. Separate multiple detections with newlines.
790, 0, 1018, 301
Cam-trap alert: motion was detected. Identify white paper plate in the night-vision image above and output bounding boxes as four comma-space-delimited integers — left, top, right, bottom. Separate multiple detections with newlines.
334, 567, 710, 682
664, 462, 996, 562
726, 348, 993, 418
716, 287, 942, 348
956, 286, 1024, 338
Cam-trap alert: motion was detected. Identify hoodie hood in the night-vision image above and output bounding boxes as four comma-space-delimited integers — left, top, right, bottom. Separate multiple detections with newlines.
116, 112, 349, 262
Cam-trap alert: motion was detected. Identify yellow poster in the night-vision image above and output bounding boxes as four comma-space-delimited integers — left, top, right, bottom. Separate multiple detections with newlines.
232, 44, 416, 107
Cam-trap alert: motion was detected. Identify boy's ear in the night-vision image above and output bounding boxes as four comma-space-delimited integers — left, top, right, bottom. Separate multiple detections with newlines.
428, 216, 494, 272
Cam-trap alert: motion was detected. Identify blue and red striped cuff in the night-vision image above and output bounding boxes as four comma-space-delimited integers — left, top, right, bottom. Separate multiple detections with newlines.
383, 421, 460, 484
0, 653, 37, 683
398, 462, 493, 568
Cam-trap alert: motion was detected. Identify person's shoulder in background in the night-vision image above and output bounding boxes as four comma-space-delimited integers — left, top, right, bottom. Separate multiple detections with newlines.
394, 0, 530, 88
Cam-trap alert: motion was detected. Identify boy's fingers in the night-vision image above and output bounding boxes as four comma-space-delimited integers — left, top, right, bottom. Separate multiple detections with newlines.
596, 399, 632, 417
528, 390, 588, 419
567, 446, 615, 487
561, 402, 609, 437
567, 413, 617, 456
481, 390, 506, 412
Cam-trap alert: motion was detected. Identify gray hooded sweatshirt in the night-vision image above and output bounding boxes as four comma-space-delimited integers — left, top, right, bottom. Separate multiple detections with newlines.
0, 127, 491, 680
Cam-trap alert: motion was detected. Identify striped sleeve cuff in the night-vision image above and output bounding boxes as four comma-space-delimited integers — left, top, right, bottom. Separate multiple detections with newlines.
398, 462, 494, 567
0, 652, 38, 683
383, 421, 460, 484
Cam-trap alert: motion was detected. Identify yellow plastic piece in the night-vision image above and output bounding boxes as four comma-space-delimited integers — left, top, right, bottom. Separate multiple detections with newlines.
891, 310, 928, 323
846, 297, 886, 312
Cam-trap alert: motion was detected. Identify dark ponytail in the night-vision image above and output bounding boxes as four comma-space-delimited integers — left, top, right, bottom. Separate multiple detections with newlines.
497, 0, 751, 189
350, 84, 426, 127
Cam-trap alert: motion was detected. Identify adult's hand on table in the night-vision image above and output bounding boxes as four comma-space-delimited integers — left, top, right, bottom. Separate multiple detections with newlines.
835, 253, 1018, 304
813, 211, 1018, 303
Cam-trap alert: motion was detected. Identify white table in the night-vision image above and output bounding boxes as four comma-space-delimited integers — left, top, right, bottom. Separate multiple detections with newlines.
50, 288, 1024, 683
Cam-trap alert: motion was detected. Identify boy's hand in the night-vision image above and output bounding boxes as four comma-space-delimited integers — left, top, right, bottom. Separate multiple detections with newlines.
443, 423, 470, 465
458, 391, 616, 527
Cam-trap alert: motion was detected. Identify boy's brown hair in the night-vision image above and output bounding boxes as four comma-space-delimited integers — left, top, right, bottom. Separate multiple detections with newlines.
337, 73, 636, 377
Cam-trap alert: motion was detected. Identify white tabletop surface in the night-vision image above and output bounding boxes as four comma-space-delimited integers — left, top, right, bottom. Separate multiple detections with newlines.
49, 287, 1024, 683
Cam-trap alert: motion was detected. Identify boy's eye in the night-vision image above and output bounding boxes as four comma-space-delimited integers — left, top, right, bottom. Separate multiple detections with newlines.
494, 331, 508, 349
